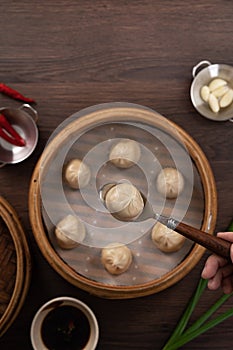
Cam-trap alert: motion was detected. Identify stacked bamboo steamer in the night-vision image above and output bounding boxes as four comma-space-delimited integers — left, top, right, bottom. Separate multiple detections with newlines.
0, 196, 31, 337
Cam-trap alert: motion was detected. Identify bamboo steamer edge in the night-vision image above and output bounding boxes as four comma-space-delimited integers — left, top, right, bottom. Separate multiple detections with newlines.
29, 106, 217, 299
0, 196, 31, 336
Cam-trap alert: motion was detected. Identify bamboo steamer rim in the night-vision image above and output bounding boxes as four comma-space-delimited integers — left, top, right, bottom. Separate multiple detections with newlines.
0, 196, 31, 336
29, 106, 217, 299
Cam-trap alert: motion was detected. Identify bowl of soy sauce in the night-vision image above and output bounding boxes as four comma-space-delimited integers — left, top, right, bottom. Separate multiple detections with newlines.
30, 297, 99, 350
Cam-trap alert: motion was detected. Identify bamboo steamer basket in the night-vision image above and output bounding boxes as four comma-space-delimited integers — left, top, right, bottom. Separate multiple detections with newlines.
29, 103, 217, 299
0, 196, 31, 336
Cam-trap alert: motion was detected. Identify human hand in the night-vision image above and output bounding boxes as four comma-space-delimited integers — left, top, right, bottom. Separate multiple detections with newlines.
201, 232, 233, 294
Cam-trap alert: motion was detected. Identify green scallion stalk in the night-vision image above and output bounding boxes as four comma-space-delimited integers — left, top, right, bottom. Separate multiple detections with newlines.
162, 219, 233, 350
184, 292, 232, 335
165, 306, 233, 350
162, 278, 208, 350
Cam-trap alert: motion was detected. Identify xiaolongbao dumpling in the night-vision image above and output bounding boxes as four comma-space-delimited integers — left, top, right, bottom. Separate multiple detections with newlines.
101, 242, 132, 275
105, 183, 144, 221
55, 214, 86, 249
64, 159, 91, 189
109, 139, 141, 168
156, 167, 184, 199
151, 222, 185, 253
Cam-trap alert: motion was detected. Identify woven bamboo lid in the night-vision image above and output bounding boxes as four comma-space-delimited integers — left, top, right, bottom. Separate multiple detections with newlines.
0, 196, 31, 337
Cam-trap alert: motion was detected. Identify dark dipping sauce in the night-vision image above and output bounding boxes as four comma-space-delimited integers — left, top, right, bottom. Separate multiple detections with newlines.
41, 305, 91, 350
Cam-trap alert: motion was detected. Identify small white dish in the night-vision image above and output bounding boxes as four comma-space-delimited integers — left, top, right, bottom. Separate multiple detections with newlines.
30, 296, 99, 350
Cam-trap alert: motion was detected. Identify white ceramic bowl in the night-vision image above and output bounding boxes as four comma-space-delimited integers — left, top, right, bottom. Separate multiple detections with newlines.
30, 297, 99, 350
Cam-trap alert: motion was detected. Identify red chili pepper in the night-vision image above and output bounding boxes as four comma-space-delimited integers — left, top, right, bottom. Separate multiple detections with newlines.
0, 113, 26, 147
0, 83, 35, 103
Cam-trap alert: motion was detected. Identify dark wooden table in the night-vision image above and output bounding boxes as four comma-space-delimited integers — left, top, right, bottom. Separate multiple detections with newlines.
0, 1, 232, 349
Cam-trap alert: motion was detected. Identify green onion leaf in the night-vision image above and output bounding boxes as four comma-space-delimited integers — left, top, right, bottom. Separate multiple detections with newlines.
162, 219, 233, 350
165, 306, 233, 350
184, 292, 232, 335
162, 278, 207, 349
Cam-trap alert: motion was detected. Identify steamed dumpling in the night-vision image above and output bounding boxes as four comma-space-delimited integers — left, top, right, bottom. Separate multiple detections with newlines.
101, 242, 132, 275
109, 139, 141, 168
105, 183, 144, 221
64, 159, 91, 189
156, 167, 184, 199
151, 222, 185, 253
55, 214, 86, 249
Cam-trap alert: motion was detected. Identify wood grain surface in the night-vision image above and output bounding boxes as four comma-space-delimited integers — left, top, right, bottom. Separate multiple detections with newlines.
0, 1, 232, 349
